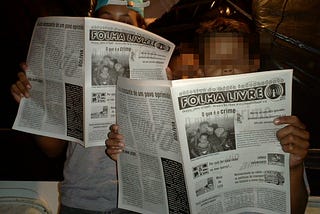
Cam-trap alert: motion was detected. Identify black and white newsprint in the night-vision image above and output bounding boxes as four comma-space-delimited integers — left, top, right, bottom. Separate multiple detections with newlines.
116, 69, 292, 214
12, 16, 174, 147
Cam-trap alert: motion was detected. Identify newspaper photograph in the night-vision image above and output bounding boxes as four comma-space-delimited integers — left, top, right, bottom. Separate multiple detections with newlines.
116, 69, 293, 214
12, 16, 174, 147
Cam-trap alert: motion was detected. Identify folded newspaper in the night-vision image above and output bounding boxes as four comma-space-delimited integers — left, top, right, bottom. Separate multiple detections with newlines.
116, 69, 293, 214
12, 16, 174, 147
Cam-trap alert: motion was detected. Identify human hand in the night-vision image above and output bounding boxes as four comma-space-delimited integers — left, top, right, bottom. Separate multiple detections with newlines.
274, 116, 310, 169
10, 62, 31, 103
105, 124, 125, 161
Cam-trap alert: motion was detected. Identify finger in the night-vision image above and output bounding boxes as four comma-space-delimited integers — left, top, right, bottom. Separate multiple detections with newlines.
10, 72, 31, 101
109, 124, 119, 133
110, 142, 124, 150
16, 80, 31, 97
106, 145, 123, 153
274, 115, 306, 129
17, 71, 31, 90
108, 146, 123, 153
278, 132, 310, 149
279, 135, 309, 158
105, 139, 123, 161
107, 131, 124, 141
105, 149, 120, 161
20, 62, 29, 71
276, 125, 310, 143
10, 84, 24, 102
105, 138, 124, 149
280, 138, 309, 152
283, 143, 309, 167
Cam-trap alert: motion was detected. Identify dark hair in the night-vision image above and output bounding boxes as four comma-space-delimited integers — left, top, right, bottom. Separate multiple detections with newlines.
196, 16, 259, 68
196, 17, 251, 35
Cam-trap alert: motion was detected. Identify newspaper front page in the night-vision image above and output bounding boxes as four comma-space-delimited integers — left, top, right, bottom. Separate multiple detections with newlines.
116, 69, 292, 214
12, 16, 174, 147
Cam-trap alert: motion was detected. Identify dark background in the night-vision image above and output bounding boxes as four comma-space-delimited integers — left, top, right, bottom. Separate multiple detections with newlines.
1, 0, 91, 181
1, 0, 319, 195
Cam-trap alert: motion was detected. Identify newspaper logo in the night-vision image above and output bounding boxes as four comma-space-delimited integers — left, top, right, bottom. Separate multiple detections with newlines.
264, 83, 285, 100
155, 42, 171, 51
89, 30, 171, 51
178, 83, 286, 110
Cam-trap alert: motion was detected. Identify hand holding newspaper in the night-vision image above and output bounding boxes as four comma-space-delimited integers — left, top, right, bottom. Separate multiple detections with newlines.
12, 16, 174, 147
116, 69, 293, 214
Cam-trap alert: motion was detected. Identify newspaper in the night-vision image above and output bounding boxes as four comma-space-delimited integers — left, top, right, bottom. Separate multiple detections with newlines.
12, 16, 174, 147
116, 69, 293, 214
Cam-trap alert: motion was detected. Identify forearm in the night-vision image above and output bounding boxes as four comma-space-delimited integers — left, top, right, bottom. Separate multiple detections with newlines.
33, 135, 68, 158
290, 163, 308, 214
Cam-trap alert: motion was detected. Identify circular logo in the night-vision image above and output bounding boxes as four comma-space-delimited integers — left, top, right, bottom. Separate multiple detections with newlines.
265, 84, 284, 99
155, 42, 170, 51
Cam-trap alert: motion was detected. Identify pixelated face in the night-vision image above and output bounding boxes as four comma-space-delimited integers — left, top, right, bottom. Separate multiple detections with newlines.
177, 53, 199, 78
96, 5, 140, 26
201, 33, 252, 77
168, 42, 200, 79
169, 33, 259, 79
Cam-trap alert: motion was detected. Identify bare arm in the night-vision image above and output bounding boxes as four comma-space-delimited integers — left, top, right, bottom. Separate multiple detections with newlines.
34, 135, 68, 158
274, 115, 310, 214
289, 163, 308, 214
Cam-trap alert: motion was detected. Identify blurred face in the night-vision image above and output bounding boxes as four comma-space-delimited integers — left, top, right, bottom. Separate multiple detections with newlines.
169, 43, 200, 79
95, 5, 141, 27
170, 53, 199, 79
201, 33, 251, 77
169, 33, 259, 79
